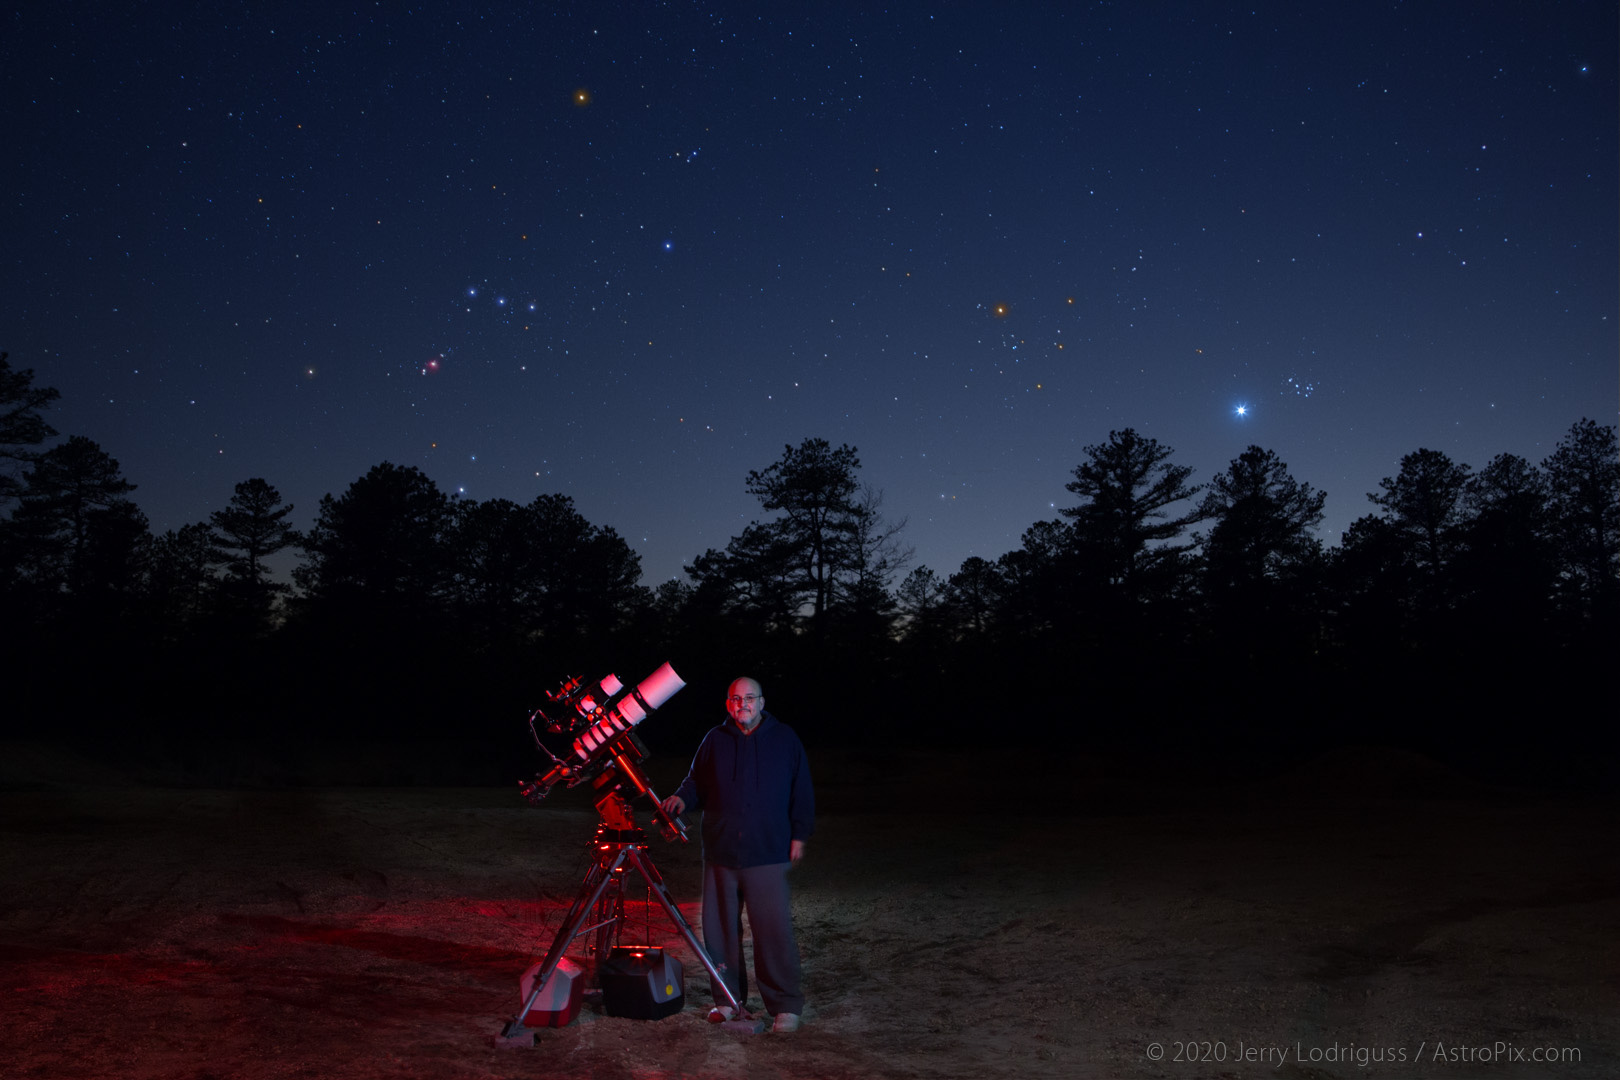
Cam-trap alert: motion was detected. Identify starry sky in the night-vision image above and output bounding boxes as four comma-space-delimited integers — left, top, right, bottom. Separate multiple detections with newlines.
5, 2, 1615, 586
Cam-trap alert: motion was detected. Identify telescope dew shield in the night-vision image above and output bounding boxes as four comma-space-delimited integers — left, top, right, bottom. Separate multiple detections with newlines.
587, 675, 625, 716
634, 662, 686, 713
570, 663, 686, 763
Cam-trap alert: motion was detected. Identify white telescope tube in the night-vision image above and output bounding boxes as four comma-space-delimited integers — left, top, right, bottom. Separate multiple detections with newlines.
571, 663, 686, 761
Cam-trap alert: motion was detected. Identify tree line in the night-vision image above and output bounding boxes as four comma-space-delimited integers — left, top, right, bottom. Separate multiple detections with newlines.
2, 353, 1615, 776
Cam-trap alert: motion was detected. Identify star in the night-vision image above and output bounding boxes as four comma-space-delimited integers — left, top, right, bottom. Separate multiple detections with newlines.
1235, 404, 1248, 417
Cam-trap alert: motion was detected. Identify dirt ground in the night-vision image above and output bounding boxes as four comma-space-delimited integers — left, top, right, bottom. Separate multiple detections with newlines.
1, 743, 1615, 1080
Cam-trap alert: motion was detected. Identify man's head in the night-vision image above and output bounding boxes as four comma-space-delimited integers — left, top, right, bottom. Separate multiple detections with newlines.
725, 677, 765, 732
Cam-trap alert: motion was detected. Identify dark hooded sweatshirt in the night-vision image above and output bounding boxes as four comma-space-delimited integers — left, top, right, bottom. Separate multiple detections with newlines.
671, 711, 815, 869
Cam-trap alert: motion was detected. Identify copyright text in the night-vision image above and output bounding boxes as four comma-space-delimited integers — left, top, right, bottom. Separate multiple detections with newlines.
1142, 1039, 1583, 1068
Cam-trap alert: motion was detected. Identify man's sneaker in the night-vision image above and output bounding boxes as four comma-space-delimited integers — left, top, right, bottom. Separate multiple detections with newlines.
706, 1005, 735, 1023
771, 1012, 801, 1033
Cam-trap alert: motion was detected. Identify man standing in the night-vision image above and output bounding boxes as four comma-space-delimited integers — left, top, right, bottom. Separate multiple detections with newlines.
661, 677, 814, 1033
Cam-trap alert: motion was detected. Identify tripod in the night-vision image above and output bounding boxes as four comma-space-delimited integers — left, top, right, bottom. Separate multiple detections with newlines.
501, 796, 746, 1039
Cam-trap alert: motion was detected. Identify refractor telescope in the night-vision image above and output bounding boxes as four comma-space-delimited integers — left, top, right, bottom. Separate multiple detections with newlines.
502, 660, 757, 1038
518, 661, 688, 842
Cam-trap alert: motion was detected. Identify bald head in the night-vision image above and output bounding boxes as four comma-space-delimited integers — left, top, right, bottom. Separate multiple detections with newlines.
726, 677, 765, 732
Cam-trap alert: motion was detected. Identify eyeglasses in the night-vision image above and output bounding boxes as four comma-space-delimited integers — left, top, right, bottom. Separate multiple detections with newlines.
726, 694, 760, 706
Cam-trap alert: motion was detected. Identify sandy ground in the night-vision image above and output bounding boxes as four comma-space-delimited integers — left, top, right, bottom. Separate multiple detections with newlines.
1, 744, 1616, 1080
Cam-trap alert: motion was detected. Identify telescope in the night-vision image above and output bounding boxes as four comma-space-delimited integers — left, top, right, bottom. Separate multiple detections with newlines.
518, 661, 688, 841
501, 661, 758, 1039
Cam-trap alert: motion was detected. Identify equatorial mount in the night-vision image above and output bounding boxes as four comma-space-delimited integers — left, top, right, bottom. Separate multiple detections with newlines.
499, 662, 760, 1041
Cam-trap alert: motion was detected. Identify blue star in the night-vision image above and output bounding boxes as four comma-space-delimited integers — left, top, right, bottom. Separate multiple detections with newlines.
1235, 403, 1249, 418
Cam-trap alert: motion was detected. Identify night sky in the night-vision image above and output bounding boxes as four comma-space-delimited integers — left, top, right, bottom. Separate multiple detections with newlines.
6, 3, 1615, 586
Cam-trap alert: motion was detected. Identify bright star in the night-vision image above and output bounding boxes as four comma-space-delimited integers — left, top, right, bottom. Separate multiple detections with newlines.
1235, 403, 1248, 417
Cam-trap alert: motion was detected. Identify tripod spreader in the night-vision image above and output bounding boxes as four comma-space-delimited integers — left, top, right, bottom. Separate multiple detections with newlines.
500, 824, 744, 1041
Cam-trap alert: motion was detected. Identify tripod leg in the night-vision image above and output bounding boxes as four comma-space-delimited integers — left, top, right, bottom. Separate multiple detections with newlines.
503, 848, 629, 1037
624, 846, 744, 1015
593, 865, 625, 961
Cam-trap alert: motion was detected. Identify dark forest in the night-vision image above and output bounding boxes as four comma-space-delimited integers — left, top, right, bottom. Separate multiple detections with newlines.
3, 354, 1615, 788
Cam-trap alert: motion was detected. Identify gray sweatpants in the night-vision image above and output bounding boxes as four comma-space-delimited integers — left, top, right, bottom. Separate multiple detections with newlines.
700, 861, 804, 1015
